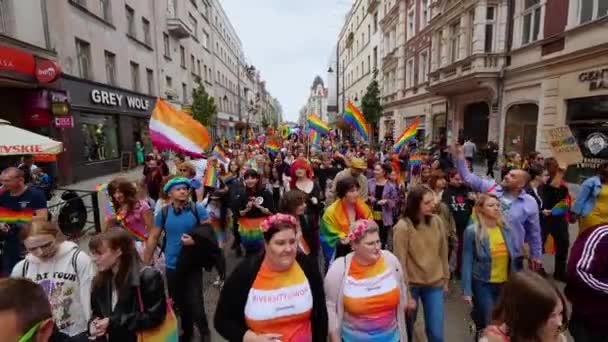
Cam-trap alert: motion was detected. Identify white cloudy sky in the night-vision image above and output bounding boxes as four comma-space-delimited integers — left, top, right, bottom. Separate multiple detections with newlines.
221, 0, 351, 122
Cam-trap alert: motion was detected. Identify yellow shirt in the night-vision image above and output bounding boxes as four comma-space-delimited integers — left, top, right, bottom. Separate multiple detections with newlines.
487, 227, 509, 283
580, 185, 608, 233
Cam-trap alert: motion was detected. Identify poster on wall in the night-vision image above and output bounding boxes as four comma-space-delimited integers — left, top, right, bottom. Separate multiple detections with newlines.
543, 126, 584, 167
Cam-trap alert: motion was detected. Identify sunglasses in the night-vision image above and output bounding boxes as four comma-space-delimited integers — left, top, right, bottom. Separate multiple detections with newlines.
25, 240, 54, 253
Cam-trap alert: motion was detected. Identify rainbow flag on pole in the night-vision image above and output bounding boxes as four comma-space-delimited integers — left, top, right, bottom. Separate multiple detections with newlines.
308, 113, 330, 135
203, 164, 219, 188
149, 98, 210, 157
393, 117, 419, 153
211, 145, 229, 164
409, 153, 422, 166
343, 100, 370, 141
309, 129, 321, 146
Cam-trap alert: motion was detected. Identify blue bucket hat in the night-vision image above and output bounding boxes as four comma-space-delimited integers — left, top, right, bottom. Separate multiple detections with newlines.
163, 177, 191, 193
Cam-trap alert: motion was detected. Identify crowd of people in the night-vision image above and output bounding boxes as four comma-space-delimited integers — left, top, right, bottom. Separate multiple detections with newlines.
0, 134, 607, 342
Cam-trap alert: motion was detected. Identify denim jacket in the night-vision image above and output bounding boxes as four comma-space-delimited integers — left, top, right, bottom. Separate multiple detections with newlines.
461, 223, 522, 296
572, 176, 603, 216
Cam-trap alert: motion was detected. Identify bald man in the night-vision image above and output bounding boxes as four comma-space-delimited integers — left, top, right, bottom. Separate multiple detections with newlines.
453, 144, 542, 271
0, 167, 47, 275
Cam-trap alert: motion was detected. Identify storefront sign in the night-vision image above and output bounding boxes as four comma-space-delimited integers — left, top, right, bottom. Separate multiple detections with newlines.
0, 144, 44, 154
543, 126, 584, 167
90, 89, 150, 111
54, 116, 74, 128
578, 68, 608, 91
0, 45, 35, 75
35, 59, 61, 83
585, 132, 608, 155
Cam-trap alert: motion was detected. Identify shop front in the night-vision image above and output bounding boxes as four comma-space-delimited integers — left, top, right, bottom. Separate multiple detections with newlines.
60, 75, 155, 183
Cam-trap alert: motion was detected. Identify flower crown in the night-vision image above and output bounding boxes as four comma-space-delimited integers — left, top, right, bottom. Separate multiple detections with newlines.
347, 219, 375, 241
260, 213, 298, 232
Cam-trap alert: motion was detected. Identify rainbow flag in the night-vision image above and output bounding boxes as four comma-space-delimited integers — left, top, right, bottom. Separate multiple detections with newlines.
211, 145, 229, 164
203, 165, 219, 188
266, 139, 280, 155
551, 200, 569, 216
209, 217, 228, 244
320, 198, 372, 263
138, 300, 179, 342
238, 216, 266, 253
343, 100, 370, 141
308, 113, 330, 135
393, 117, 419, 153
94, 183, 115, 217
0, 207, 34, 225
309, 129, 320, 146
149, 98, 210, 157
409, 153, 422, 166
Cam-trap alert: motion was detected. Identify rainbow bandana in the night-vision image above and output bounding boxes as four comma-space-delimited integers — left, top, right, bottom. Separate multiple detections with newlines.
320, 198, 371, 262
238, 216, 267, 253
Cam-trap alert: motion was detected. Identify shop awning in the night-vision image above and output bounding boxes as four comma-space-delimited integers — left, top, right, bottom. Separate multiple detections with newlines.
0, 119, 62, 155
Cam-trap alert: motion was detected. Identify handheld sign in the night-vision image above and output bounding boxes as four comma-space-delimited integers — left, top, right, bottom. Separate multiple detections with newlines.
543, 126, 583, 168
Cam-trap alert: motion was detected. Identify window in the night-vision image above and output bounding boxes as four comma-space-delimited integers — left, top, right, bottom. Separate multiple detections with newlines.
419, 51, 428, 83
104, 50, 116, 85
421, 0, 430, 28
182, 83, 188, 103
197, 60, 201, 76
467, 9, 475, 56
125, 5, 135, 36
436, 30, 443, 68
191, 54, 195, 71
180, 46, 186, 68
368, 24, 371, 42
367, 55, 371, 72
203, 65, 208, 80
146, 68, 154, 95
202, 30, 209, 48
163, 33, 170, 57
142, 17, 151, 45
407, 9, 415, 40
373, 12, 378, 33
449, 21, 460, 62
406, 58, 415, 88
130, 61, 140, 91
579, 0, 608, 24
373, 46, 378, 70
485, 6, 496, 52
81, 114, 119, 161
522, 0, 542, 45
189, 14, 198, 39
166, 76, 173, 88
75, 38, 91, 80
100, 0, 111, 22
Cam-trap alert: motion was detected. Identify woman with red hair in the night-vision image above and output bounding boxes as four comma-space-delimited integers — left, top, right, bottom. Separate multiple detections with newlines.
290, 158, 323, 257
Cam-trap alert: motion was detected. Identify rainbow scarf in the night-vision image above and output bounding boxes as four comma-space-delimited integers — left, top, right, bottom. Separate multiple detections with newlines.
344, 100, 370, 141
308, 113, 330, 135
393, 117, 419, 153
212, 145, 229, 164
203, 165, 219, 188
0, 207, 34, 225
238, 216, 266, 253
320, 198, 371, 262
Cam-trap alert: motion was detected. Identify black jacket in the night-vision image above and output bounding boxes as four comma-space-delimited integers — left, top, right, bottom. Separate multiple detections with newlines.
214, 252, 328, 342
89, 264, 167, 342
176, 222, 221, 274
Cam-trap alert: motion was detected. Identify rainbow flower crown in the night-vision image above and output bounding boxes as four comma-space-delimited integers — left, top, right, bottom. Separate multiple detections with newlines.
348, 219, 377, 241
260, 213, 298, 232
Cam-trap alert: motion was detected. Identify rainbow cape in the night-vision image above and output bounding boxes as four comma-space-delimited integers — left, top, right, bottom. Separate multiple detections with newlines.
149, 98, 210, 157
320, 198, 372, 262
238, 216, 266, 252
211, 145, 229, 164
551, 200, 569, 216
203, 165, 219, 188
393, 117, 419, 153
409, 153, 422, 166
308, 113, 330, 135
343, 100, 370, 141
0, 207, 34, 225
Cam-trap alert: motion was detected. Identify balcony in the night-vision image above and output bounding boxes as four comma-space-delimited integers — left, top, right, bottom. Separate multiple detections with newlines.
368, 0, 380, 14
382, 49, 398, 71
380, 2, 399, 30
167, 17, 191, 39
427, 53, 506, 95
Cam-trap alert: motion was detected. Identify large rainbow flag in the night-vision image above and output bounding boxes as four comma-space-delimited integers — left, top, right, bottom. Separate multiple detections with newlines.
393, 117, 419, 153
344, 100, 370, 141
320, 198, 371, 263
149, 98, 210, 157
308, 113, 330, 135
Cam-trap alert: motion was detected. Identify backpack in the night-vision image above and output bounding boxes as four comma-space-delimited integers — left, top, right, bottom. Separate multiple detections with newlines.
159, 202, 220, 271
22, 247, 81, 282
57, 190, 87, 238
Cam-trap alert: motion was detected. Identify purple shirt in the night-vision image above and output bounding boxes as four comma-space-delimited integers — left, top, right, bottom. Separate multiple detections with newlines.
456, 159, 542, 258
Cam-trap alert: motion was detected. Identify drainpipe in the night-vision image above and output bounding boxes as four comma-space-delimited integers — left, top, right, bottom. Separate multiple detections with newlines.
40, 0, 51, 49
496, 0, 515, 155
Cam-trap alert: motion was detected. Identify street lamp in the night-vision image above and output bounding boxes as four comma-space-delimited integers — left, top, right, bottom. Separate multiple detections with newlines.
354, 95, 359, 102
327, 66, 334, 73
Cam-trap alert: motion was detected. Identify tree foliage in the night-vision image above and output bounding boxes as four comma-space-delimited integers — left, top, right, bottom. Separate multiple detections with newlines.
361, 70, 383, 142
191, 83, 217, 126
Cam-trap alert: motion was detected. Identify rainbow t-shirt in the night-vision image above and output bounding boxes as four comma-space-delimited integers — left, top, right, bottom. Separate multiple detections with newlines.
245, 261, 313, 341
342, 255, 400, 341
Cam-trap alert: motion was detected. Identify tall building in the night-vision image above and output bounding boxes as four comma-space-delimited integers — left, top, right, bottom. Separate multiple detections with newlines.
303, 76, 329, 123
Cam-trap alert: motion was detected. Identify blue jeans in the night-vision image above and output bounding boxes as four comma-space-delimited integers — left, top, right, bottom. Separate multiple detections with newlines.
472, 279, 503, 331
407, 286, 445, 342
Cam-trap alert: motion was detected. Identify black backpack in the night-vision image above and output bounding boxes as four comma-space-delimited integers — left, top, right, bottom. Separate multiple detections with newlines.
159, 202, 220, 271
58, 190, 87, 238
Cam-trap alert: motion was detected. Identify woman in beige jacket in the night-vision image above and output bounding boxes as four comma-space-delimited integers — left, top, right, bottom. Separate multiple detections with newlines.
324, 219, 408, 342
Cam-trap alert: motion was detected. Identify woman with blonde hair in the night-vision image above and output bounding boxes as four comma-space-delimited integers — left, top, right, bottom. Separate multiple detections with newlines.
11, 221, 95, 341
461, 193, 521, 338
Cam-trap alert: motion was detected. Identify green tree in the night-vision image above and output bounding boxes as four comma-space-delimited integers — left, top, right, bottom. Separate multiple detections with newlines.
361, 70, 383, 143
191, 82, 217, 126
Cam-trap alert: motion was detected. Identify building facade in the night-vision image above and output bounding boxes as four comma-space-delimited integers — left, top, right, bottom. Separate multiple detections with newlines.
304, 76, 329, 123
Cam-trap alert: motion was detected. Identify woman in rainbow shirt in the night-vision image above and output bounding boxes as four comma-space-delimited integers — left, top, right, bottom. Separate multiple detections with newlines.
324, 219, 408, 342
214, 213, 328, 342
461, 193, 521, 339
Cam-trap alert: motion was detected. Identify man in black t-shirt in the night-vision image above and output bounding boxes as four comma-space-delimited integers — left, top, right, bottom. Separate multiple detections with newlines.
0, 167, 47, 276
